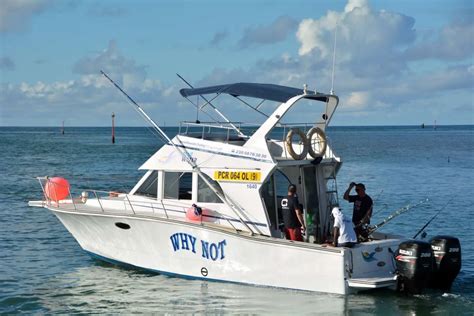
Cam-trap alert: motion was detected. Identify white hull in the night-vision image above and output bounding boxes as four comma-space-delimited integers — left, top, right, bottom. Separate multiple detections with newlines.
51, 208, 400, 295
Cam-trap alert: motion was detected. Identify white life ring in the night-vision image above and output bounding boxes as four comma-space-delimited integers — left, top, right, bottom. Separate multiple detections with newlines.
285, 128, 308, 160
306, 127, 327, 158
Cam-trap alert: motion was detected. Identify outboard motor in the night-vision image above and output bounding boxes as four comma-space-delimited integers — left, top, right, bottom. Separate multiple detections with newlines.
428, 235, 461, 291
395, 240, 433, 294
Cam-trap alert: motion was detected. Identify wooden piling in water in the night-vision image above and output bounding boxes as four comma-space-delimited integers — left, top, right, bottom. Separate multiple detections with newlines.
112, 113, 115, 144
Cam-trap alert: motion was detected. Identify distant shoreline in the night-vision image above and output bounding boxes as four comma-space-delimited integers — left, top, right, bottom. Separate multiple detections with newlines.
0, 124, 473, 128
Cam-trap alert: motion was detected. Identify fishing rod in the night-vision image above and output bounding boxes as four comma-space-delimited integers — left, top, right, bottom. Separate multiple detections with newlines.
413, 197, 454, 239
370, 189, 385, 217
175, 75, 221, 125
100, 71, 259, 235
367, 198, 429, 235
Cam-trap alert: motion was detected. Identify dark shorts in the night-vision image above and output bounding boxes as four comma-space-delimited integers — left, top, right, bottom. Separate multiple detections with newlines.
338, 242, 356, 248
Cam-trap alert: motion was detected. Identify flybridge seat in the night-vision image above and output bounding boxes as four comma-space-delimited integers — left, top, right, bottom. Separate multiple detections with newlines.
178, 121, 249, 145
186, 132, 247, 144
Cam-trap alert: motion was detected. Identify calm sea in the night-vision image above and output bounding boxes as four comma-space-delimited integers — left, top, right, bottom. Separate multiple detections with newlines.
1, 126, 473, 314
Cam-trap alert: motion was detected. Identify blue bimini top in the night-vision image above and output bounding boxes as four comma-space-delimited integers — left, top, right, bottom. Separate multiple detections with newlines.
179, 82, 329, 103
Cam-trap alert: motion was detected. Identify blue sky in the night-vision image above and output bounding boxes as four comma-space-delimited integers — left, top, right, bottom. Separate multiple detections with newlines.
0, 0, 473, 126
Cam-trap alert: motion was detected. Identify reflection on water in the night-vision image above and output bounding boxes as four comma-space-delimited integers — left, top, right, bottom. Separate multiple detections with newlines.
36, 262, 351, 314
19, 260, 470, 315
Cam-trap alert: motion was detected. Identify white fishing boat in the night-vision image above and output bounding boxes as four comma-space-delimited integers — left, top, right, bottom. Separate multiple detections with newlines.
29, 76, 461, 295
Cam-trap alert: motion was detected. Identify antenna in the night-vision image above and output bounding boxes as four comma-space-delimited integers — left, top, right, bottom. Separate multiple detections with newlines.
330, 23, 338, 95
196, 95, 200, 123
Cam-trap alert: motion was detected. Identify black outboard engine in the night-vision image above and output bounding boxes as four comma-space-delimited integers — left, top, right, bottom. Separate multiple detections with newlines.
428, 235, 462, 291
395, 240, 433, 294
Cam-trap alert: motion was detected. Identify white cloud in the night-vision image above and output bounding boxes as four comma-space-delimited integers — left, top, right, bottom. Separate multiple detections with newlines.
344, 0, 369, 13
296, 0, 416, 77
0, 0, 52, 33
405, 20, 474, 61
1, 1, 473, 126
0, 41, 179, 126
196, 0, 473, 125
210, 31, 228, 47
238, 15, 298, 49
344, 91, 371, 110
469, 64, 474, 75
72, 40, 148, 90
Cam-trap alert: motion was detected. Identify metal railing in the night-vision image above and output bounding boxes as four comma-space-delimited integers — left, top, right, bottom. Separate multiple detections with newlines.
35, 177, 179, 218
273, 122, 316, 143
178, 121, 252, 142
35, 176, 252, 234
178, 121, 325, 144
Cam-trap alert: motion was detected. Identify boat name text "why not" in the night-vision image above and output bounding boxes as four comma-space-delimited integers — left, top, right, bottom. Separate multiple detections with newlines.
169, 233, 227, 261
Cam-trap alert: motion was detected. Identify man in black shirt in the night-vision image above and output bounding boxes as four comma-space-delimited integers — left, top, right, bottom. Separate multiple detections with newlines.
343, 182, 373, 238
281, 184, 305, 241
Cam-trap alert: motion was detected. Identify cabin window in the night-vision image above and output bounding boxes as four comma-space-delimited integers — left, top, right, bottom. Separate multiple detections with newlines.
197, 174, 223, 203
135, 171, 158, 198
164, 172, 192, 200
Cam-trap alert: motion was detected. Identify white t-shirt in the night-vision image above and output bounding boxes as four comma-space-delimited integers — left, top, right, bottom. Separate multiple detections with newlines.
334, 214, 357, 244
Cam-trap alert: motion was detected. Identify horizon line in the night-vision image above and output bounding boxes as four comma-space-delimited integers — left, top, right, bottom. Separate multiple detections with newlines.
1, 124, 473, 128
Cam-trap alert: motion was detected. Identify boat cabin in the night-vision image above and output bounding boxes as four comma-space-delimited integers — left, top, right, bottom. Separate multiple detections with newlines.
130, 83, 341, 243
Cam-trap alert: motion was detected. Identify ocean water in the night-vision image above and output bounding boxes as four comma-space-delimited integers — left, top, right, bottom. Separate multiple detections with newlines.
1, 125, 473, 314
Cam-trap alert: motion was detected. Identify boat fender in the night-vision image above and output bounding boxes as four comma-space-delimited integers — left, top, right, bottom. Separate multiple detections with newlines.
186, 204, 203, 221
44, 177, 70, 202
186, 204, 218, 222
306, 127, 327, 158
285, 128, 308, 160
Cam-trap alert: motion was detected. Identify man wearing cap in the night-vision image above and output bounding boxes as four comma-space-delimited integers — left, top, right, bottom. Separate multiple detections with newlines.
331, 207, 357, 248
343, 182, 373, 237
281, 184, 305, 241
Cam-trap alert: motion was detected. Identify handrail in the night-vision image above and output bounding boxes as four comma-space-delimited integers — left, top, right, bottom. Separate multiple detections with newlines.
181, 121, 243, 130
179, 121, 321, 145
179, 121, 250, 143
160, 199, 169, 219
125, 194, 136, 214
35, 177, 257, 233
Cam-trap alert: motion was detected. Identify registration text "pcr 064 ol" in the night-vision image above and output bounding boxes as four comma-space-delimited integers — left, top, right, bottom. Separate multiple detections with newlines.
214, 170, 261, 183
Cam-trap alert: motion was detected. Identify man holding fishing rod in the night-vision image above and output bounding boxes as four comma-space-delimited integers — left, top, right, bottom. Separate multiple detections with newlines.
343, 182, 373, 240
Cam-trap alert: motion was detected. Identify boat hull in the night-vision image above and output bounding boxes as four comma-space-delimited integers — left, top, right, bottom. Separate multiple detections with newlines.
51, 208, 399, 295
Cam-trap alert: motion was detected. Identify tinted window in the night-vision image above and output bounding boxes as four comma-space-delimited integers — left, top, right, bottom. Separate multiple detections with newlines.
135, 171, 158, 198
164, 172, 192, 200
198, 174, 223, 203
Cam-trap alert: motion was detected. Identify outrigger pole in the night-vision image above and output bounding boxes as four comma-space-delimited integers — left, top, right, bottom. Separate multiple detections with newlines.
176, 73, 246, 138
367, 198, 429, 235
100, 70, 259, 235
